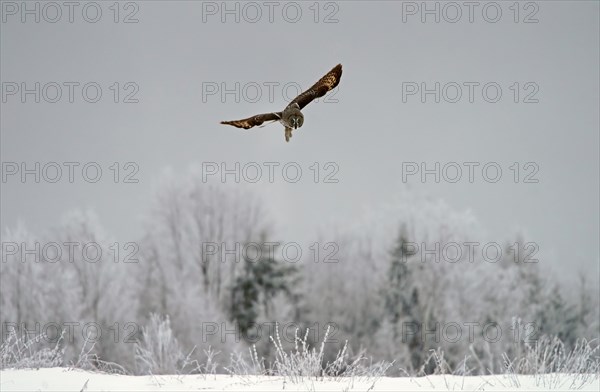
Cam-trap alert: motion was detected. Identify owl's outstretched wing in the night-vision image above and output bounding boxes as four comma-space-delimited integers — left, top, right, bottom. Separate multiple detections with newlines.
220, 112, 282, 130
288, 64, 342, 110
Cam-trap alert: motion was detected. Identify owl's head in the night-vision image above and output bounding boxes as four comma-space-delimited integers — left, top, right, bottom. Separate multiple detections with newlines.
290, 113, 304, 129
288, 103, 304, 129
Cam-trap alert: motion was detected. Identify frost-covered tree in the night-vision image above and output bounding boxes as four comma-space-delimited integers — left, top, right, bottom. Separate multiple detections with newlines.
135, 169, 277, 366
0, 224, 47, 334
229, 240, 299, 341
0, 212, 139, 370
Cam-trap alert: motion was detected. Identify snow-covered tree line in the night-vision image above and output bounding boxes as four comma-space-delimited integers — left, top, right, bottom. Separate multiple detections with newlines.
1, 170, 598, 374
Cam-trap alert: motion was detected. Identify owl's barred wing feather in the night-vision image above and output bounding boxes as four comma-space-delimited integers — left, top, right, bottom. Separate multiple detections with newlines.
288, 64, 342, 110
220, 112, 282, 130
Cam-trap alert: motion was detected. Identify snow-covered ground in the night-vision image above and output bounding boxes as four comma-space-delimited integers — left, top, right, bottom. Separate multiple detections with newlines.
0, 369, 598, 391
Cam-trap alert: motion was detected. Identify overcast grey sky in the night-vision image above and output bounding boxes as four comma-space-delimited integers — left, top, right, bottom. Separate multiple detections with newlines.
1, 1, 598, 278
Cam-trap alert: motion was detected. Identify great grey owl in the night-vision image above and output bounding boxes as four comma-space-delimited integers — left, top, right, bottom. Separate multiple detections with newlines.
220, 64, 342, 142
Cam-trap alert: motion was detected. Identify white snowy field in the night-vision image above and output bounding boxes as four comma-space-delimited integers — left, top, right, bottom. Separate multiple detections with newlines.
0, 369, 598, 392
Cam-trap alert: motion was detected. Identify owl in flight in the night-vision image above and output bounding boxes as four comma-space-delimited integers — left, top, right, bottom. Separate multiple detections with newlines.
221, 64, 342, 142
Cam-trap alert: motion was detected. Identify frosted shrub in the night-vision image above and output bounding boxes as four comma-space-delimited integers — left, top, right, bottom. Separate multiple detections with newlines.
0, 330, 64, 369
269, 325, 392, 383
134, 314, 187, 375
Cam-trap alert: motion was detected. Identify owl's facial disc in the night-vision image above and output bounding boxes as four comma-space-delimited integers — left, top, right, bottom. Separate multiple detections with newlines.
292, 115, 304, 129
